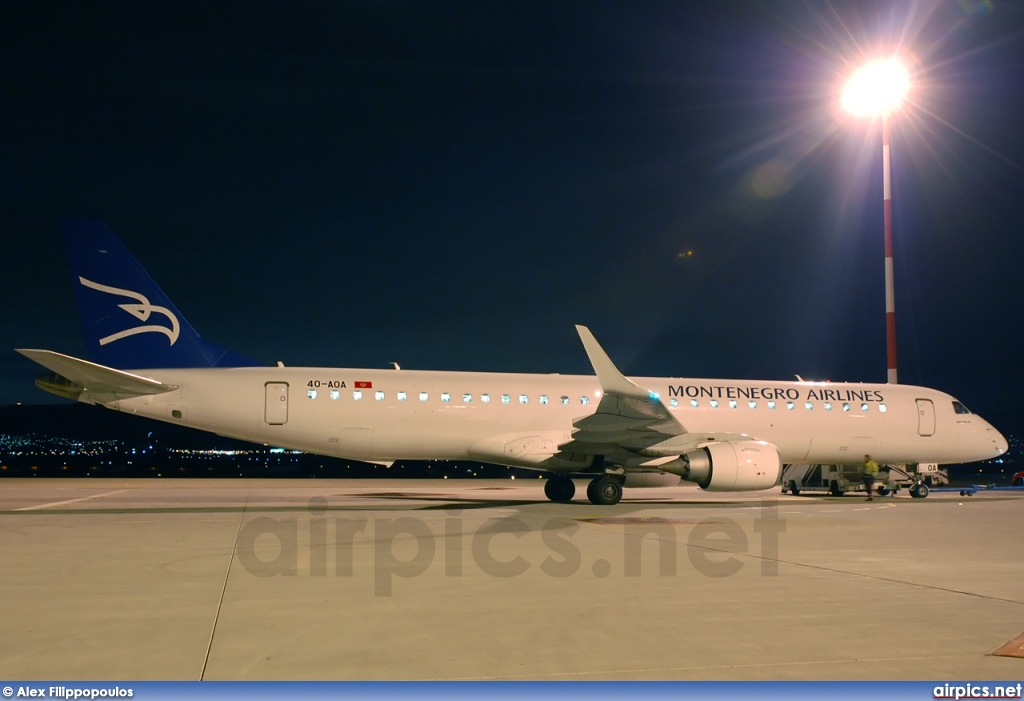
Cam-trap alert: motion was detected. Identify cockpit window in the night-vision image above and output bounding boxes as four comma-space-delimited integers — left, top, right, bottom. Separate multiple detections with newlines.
952, 401, 971, 415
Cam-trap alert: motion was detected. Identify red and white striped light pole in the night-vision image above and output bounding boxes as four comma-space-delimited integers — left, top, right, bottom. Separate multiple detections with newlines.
842, 59, 909, 384
881, 113, 896, 384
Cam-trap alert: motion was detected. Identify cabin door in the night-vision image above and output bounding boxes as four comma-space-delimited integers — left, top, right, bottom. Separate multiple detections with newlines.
916, 399, 935, 437
265, 382, 289, 425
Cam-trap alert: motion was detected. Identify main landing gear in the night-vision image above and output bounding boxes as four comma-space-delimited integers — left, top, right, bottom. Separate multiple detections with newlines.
543, 475, 575, 503
586, 476, 623, 505
544, 475, 623, 506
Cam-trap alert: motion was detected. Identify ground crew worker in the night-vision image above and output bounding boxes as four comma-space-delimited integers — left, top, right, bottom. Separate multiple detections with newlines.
863, 454, 880, 501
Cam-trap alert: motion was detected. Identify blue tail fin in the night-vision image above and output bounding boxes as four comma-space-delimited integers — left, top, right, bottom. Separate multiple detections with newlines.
63, 219, 259, 369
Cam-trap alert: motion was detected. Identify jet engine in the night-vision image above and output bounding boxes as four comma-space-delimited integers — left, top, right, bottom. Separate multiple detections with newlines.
658, 440, 782, 491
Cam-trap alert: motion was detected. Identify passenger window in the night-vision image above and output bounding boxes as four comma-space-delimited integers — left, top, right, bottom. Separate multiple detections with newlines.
482, 394, 491, 403
580, 396, 590, 406
729, 400, 738, 409
352, 390, 363, 400
748, 401, 757, 409
307, 390, 317, 399
397, 391, 407, 402
710, 400, 719, 408
767, 401, 776, 410
519, 394, 528, 404
879, 404, 887, 412
560, 396, 569, 405
669, 398, 678, 408
376, 391, 385, 401
540, 395, 549, 405
786, 402, 795, 410
419, 392, 429, 402
824, 402, 832, 411
860, 403, 869, 412
502, 394, 511, 404
441, 392, 451, 403
805, 402, 813, 410
330, 390, 340, 400
842, 403, 850, 412
463, 393, 472, 403
689, 399, 698, 408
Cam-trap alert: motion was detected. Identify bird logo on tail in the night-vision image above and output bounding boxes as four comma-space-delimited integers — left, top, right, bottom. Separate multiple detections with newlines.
79, 276, 180, 346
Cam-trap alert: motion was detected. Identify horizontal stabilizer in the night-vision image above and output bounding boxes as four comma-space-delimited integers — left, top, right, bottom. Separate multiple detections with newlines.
16, 349, 179, 399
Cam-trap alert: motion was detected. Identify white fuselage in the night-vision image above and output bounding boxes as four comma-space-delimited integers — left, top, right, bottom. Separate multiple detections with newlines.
105, 367, 1007, 470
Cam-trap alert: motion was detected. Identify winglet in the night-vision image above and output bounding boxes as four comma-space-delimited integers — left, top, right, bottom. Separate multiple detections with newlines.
575, 325, 651, 397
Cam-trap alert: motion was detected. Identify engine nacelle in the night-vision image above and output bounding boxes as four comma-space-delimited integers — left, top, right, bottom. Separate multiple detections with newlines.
661, 440, 782, 491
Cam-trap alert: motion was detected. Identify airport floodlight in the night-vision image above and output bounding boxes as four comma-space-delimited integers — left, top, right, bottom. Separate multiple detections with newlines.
841, 57, 910, 384
841, 59, 909, 117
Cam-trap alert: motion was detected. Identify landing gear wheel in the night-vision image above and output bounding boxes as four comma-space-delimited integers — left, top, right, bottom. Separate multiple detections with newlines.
829, 480, 845, 497
787, 480, 800, 496
877, 486, 890, 497
544, 476, 575, 503
588, 476, 623, 506
910, 483, 930, 499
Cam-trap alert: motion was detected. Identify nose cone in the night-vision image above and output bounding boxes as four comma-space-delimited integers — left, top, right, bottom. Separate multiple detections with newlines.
992, 427, 1009, 458
978, 416, 1009, 459
959, 415, 1009, 462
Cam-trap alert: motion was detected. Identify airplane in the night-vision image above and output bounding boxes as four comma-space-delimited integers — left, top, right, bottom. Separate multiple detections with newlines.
16, 220, 1008, 505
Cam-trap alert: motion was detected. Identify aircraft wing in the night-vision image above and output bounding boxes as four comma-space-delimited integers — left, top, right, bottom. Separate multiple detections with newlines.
16, 349, 179, 400
554, 327, 690, 461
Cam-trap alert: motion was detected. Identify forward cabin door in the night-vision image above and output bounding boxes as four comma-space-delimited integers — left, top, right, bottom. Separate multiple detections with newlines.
265, 382, 289, 425
916, 398, 935, 437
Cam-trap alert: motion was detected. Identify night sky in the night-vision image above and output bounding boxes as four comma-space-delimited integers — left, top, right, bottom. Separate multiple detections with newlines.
3, 2, 1023, 437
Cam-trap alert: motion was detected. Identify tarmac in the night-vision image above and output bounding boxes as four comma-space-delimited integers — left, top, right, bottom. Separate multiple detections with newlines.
1, 477, 1022, 681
